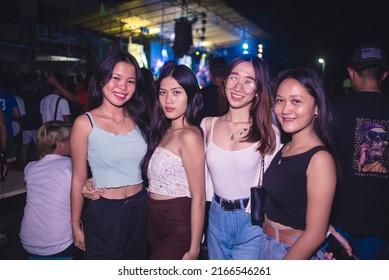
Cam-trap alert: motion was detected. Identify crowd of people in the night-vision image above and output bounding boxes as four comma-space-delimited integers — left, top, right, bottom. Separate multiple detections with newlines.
0, 42, 388, 260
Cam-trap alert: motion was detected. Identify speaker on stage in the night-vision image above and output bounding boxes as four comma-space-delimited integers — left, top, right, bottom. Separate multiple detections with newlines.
173, 19, 193, 58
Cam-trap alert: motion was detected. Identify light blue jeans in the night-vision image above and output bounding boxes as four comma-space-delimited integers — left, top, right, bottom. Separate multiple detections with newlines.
259, 232, 324, 260
207, 197, 263, 260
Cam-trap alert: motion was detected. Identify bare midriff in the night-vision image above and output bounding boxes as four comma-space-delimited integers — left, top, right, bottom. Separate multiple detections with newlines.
101, 183, 143, 199
149, 192, 176, 200
265, 215, 295, 230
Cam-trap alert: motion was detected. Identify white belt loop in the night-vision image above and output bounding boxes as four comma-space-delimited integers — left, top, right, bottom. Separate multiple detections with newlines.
275, 227, 280, 245
239, 199, 244, 209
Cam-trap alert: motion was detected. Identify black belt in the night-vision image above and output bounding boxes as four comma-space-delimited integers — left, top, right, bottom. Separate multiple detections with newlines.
214, 194, 249, 211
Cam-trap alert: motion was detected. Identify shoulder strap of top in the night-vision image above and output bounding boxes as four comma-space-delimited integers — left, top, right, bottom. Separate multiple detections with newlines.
310, 146, 328, 154
85, 112, 94, 128
54, 96, 63, 120
305, 146, 330, 160
209, 117, 218, 140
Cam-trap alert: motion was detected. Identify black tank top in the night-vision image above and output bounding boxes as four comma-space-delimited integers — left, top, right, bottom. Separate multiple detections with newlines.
263, 146, 329, 230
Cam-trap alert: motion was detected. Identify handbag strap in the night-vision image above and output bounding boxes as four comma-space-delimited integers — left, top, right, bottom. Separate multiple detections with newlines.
257, 156, 265, 187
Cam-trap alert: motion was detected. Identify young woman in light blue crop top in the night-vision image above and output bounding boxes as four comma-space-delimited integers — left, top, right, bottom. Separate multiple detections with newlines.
201, 54, 281, 260
70, 49, 150, 260
142, 64, 205, 260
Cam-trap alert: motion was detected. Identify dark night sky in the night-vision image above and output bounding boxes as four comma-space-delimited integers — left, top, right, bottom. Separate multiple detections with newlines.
225, 0, 389, 89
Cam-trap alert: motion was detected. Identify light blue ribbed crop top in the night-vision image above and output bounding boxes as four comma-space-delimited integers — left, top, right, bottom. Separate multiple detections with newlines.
86, 112, 147, 189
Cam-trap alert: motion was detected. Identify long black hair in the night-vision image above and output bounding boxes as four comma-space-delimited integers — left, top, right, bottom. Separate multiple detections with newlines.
272, 67, 336, 154
88, 49, 150, 140
142, 64, 203, 175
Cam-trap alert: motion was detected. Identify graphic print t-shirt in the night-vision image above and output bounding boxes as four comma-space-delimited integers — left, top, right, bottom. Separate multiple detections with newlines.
331, 91, 389, 237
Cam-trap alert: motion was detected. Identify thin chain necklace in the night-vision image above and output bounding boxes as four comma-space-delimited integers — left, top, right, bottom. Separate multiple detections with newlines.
226, 121, 248, 141
104, 111, 126, 126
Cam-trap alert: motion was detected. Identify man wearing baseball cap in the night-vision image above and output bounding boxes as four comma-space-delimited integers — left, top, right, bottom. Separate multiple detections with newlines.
331, 43, 389, 259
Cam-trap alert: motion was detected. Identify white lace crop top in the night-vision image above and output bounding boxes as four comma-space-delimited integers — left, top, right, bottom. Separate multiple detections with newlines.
147, 147, 191, 198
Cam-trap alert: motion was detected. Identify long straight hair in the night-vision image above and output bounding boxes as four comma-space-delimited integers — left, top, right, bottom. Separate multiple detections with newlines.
88, 49, 150, 141
142, 64, 203, 174
223, 54, 277, 154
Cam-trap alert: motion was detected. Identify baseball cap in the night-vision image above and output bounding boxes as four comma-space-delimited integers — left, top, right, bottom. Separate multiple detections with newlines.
349, 43, 388, 70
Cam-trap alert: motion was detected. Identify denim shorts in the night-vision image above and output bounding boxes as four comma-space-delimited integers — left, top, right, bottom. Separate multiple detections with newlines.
22, 130, 37, 145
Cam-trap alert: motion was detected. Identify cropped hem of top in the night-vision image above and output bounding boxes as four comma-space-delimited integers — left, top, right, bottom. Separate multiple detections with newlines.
263, 145, 329, 230
95, 180, 144, 189
85, 112, 147, 189
147, 146, 191, 198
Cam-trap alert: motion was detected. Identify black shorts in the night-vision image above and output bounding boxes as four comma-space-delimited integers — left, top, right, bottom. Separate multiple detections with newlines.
84, 188, 148, 260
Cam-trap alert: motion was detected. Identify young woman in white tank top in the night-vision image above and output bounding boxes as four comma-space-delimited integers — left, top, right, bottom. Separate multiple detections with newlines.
201, 54, 281, 260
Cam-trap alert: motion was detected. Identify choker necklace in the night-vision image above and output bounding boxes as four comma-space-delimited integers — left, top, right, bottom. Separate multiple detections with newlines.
226, 122, 248, 141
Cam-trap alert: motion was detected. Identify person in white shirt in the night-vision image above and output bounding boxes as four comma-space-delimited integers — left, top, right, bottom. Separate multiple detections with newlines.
40, 72, 72, 124
20, 120, 76, 259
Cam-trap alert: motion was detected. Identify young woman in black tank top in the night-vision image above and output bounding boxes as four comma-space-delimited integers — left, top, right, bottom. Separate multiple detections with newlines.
260, 68, 351, 259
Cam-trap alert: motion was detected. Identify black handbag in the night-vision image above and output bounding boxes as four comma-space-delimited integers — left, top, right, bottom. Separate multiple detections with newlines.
250, 156, 265, 226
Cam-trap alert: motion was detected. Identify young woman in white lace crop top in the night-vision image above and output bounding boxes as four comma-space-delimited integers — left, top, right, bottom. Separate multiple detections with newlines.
142, 64, 205, 260
201, 54, 281, 260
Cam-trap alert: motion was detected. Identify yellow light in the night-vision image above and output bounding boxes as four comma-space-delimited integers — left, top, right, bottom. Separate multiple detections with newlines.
148, 27, 160, 35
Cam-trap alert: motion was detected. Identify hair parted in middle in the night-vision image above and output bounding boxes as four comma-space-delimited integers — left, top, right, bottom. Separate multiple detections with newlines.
223, 54, 277, 154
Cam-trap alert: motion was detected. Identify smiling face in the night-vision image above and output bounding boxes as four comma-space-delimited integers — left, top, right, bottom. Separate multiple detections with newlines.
224, 61, 257, 110
159, 76, 188, 121
102, 61, 136, 107
274, 78, 318, 135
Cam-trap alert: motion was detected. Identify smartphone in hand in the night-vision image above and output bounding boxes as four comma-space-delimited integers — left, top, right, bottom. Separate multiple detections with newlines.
321, 232, 357, 260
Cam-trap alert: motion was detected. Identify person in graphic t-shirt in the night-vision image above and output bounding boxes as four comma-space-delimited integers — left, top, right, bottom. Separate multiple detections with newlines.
331, 43, 389, 260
